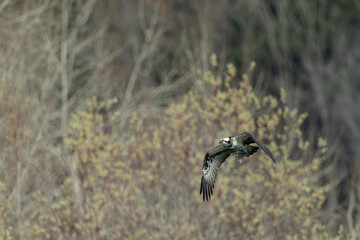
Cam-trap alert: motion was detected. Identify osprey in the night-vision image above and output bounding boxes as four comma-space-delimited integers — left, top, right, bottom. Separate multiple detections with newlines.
200, 132, 277, 201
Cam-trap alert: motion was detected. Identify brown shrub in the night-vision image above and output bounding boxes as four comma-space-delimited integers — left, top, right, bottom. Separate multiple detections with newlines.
28, 60, 346, 239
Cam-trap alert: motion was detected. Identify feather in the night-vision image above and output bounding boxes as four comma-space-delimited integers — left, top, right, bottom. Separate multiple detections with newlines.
241, 132, 277, 164
200, 150, 233, 201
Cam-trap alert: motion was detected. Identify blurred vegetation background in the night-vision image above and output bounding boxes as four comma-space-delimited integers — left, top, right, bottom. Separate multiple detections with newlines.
0, 0, 359, 239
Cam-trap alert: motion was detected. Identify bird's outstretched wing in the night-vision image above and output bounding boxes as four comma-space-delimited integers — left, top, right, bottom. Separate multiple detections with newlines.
200, 148, 233, 201
238, 131, 277, 164
200, 132, 277, 202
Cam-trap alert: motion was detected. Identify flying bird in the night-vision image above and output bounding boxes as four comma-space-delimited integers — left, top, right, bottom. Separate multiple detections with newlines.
200, 132, 277, 201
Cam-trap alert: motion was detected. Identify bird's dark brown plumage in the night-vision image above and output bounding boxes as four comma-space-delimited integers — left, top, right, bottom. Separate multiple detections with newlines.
200, 132, 277, 201
241, 131, 277, 164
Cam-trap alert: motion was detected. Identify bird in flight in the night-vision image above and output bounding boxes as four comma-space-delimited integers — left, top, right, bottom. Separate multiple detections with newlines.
200, 132, 277, 201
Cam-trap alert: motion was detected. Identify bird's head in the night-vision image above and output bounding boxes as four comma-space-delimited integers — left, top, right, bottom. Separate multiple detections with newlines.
219, 137, 233, 147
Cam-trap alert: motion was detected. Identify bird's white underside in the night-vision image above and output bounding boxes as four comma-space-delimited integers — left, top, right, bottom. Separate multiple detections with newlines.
232, 137, 238, 146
